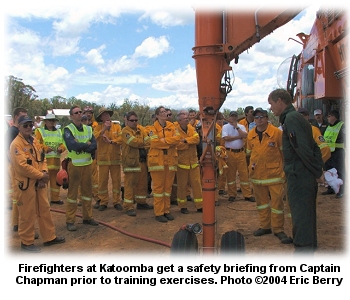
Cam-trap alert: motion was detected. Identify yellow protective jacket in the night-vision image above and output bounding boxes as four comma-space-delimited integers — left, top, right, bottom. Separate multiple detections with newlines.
94, 122, 122, 165
10, 133, 48, 190
147, 120, 181, 171
35, 126, 66, 170
175, 123, 200, 169
246, 123, 285, 185
121, 124, 150, 172
311, 125, 331, 163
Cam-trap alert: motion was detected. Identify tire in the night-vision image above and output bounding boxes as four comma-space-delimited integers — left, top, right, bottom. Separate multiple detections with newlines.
170, 229, 198, 254
220, 230, 245, 254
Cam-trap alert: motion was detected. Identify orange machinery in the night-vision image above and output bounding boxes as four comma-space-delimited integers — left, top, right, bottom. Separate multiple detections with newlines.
192, 8, 303, 253
286, 9, 347, 116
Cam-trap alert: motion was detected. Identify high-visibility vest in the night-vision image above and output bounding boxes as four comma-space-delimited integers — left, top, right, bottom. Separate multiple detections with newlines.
38, 127, 63, 158
65, 123, 93, 166
324, 121, 344, 152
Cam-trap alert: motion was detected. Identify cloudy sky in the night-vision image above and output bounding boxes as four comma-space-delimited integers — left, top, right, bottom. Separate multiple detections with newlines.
3, 1, 341, 112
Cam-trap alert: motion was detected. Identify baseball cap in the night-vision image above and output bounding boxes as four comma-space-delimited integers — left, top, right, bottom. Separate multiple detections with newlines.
229, 111, 238, 116
253, 108, 268, 116
297, 107, 309, 115
314, 109, 322, 115
18, 115, 33, 125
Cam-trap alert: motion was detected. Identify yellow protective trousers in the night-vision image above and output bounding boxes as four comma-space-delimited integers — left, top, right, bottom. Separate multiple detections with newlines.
46, 157, 61, 202
176, 166, 203, 209
252, 183, 285, 233
16, 181, 56, 245
226, 151, 252, 198
151, 166, 175, 216
48, 168, 60, 201
123, 162, 148, 211
98, 164, 121, 206
8, 163, 19, 227
66, 162, 93, 223
91, 159, 99, 199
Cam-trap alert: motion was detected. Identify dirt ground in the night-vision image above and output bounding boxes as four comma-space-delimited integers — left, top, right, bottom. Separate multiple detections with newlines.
6, 180, 346, 256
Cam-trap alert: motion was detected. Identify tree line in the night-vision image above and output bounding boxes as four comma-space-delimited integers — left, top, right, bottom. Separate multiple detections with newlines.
4, 75, 280, 127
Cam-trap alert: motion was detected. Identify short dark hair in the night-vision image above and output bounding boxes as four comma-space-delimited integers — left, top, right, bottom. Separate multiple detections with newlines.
244, 106, 254, 115
126, 111, 138, 120
12, 107, 27, 118
328, 110, 340, 120
268, 88, 292, 105
69, 105, 81, 115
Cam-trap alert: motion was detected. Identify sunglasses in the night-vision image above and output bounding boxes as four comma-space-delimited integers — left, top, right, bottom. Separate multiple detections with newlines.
73, 111, 82, 115
46, 119, 56, 122
254, 115, 266, 119
167, 114, 172, 117
22, 123, 34, 128
128, 119, 138, 122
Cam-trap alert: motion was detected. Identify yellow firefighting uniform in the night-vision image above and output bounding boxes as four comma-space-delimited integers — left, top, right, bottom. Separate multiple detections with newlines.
93, 122, 123, 207
311, 125, 331, 163
10, 133, 57, 245
35, 126, 66, 202
175, 123, 203, 210
246, 123, 286, 233
148, 121, 181, 216
64, 123, 96, 224
89, 121, 99, 200
216, 122, 227, 192
222, 123, 253, 198
121, 124, 150, 211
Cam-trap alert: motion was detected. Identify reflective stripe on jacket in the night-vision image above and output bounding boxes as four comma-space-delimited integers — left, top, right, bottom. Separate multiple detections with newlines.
246, 123, 285, 185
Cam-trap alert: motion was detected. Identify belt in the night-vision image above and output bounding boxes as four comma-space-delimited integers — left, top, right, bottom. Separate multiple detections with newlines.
226, 147, 244, 153
162, 149, 168, 155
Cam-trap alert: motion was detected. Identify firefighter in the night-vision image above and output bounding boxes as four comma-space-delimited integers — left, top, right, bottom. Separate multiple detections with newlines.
34, 113, 66, 205
311, 109, 328, 135
121, 111, 153, 216
148, 106, 181, 222
6, 107, 28, 232
63, 105, 98, 231
175, 112, 203, 214
268, 88, 324, 253
222, 111, 255, 202
82, 106, 99, 205
322, 109, 345, 198
10, 115, 65, 252
246, 108, 292, 244
93, 107, 123, 211
297, 107, 331, 163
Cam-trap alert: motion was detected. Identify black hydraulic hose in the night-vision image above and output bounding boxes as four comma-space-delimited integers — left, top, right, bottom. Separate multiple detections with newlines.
50, 208, 171, 248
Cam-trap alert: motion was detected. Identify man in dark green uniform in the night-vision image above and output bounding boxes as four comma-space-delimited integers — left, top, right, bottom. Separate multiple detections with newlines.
268, 89, 324, 253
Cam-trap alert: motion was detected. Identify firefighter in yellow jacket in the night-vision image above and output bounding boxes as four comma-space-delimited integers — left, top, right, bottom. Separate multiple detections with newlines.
246, 108, 291, 244
148, 106, 181, 222
175, 112, 203, 214
121, 111, 153, 216
35, 113, 66, 205
93, 107, 123, 211
297, 107, 331, 163
63, 105, 98, 231
10, 115, 65, 252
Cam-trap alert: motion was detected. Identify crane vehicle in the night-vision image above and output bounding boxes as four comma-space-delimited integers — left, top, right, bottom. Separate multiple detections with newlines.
171, 7, 347, 254
283, 9, 347, 118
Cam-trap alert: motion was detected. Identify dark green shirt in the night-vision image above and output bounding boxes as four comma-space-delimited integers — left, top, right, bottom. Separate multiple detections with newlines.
280, 104, 323, 178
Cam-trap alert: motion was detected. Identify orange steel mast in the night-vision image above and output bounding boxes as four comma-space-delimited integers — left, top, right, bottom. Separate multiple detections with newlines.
193, 8, 302, 253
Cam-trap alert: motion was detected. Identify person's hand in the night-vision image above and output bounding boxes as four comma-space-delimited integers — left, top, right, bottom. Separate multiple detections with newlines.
47, 147, 53, 153
37, 179, 46, 189
316, 173, 325, 184
57, 147, 63, 153
41, 172, 49, 184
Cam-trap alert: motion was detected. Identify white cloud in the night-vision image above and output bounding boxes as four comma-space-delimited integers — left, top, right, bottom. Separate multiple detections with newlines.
83, 45, 106, 66
134, 36, 171, 58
